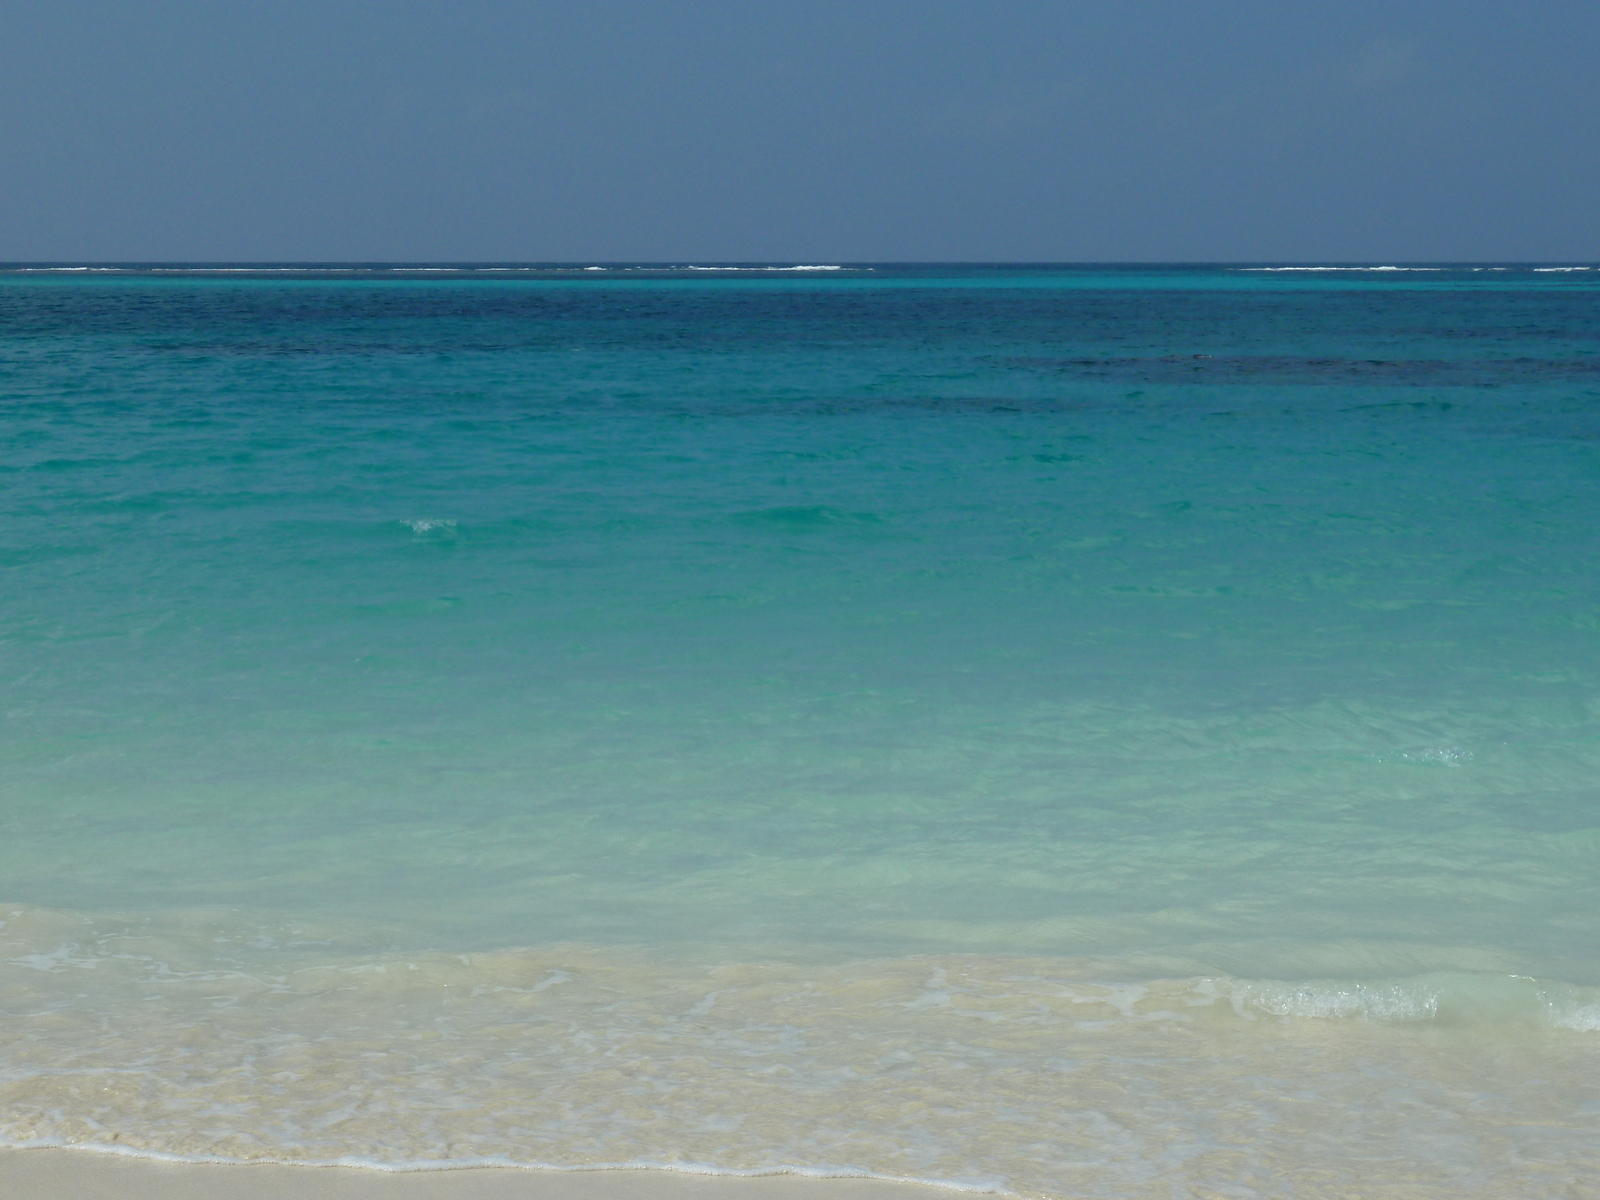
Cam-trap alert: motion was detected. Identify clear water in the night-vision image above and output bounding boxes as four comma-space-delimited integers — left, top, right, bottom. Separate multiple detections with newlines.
3, 264, 1599, 1197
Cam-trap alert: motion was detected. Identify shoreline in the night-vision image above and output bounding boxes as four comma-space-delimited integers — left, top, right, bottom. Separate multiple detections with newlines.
0, 1150, 981, 1200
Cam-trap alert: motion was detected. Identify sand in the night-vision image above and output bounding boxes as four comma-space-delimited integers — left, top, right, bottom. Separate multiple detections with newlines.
0, 1151, 965, 1200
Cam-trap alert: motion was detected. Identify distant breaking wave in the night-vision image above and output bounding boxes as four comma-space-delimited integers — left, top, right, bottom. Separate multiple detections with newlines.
1241, 266, 1443, 272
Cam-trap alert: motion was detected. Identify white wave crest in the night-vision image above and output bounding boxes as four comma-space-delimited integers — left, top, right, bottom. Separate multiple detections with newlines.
680, 265, 846, 272
1240, 266, 1442, 272
1223, 972, 1600, 1030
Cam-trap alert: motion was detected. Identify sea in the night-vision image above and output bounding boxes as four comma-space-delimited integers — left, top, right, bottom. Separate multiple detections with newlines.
2, 263, 1598, 1199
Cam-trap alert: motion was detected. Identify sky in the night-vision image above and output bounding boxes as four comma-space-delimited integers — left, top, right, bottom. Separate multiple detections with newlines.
1, 0, 1596, 262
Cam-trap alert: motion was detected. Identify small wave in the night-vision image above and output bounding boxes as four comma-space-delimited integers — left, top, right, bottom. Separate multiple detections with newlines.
1239, 266, 1442, 272
0, 1143, 1008, 1192
1375, 745, 1473, 766
1221, 972, 1600, 1030
680, 265, 846, 272
400, 519, 457, 534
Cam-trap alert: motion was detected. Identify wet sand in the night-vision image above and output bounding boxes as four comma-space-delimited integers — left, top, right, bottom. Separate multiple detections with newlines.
0, 1151, 968, 1200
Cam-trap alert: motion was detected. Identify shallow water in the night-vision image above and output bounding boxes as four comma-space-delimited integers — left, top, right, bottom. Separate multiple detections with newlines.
2, 265, 1598, 1197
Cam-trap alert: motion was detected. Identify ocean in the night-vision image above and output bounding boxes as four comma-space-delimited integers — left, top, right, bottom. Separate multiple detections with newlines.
2, 263, 1598, 1198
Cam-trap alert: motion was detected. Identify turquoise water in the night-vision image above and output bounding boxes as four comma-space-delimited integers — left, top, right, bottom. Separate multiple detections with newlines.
3, 265, 1599, 1197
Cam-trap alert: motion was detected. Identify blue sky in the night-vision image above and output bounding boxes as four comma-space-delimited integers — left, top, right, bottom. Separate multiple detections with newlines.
2, 0, 1595, 260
